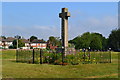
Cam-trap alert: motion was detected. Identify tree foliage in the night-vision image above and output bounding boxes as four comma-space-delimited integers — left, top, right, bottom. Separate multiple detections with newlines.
48, 36, 61, 47
1, 36, 6, 39
108, 29, 120, 51
14, 35, 21, 39
69, 32, 107, 50
30, 36, 38, 42
13, 39, 25, 49
90, 35, 102, 50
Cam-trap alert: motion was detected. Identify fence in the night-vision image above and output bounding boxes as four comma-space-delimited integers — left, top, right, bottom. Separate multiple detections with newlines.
16, 49, 111, 65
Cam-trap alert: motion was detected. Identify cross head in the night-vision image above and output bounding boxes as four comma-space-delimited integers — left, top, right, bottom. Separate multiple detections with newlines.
59, 8, 70, 19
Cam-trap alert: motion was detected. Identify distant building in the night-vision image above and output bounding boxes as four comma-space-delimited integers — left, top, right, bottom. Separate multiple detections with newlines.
21, 39, 30, 47
0, 37, 2, 48
30, 39, 47, 49
0, 37, 47, 49
20, 39, 30, 49
0, 37, 15, 49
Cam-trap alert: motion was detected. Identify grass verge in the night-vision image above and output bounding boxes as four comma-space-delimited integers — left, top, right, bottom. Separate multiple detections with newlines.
2, 50, 119, 78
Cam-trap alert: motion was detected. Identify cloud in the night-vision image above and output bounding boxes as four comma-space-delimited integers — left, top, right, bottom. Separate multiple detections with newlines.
2, 13, 117, 41
68, 15, 118, 39
33, 25, 60, 39
2, 25, 60, 40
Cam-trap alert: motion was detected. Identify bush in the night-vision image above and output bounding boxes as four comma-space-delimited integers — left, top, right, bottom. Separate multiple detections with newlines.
9, 46, 14, 49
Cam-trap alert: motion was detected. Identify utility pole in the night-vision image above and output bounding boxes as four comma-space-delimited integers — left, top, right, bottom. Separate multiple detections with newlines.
15, 35, 21, 49
17, 39, 18, 49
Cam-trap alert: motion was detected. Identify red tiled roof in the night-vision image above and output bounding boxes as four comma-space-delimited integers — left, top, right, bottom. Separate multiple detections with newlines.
21, 39, 30, 43
32, 39, 46, 43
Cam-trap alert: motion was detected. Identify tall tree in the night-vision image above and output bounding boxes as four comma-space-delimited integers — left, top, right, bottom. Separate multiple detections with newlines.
108, 29, 120, 51
13, 39, 25, 49
80, 32, 91, 49
1, 36, 6, 39
90, 35, 102, 50
69, 36, 81, 49
69, 32, 106, 50
14, 35, 21, 39
48, 36, 61, 47
92, 33, 108, 50
30, 36, 38, 42
69, 32, 91, 49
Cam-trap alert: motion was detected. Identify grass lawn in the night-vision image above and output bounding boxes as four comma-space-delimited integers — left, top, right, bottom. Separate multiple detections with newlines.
1, 50, 119, 78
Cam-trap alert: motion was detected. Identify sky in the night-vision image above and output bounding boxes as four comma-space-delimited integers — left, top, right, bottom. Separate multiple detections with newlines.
2, 2, 118, 40
0, 2, 2, 36
1, 0, 119, 2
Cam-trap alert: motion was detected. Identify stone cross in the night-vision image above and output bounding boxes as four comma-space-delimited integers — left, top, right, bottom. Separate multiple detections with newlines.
59, 8, 70, 50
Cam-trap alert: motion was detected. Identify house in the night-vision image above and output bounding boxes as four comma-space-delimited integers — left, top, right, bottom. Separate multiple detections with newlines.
20, 39, 30, 49
5, 37, 15, 46
0, 37, 47, 49
21, 39, 30, 47
0, 37, 2, 48
30, 39, 47, 49
0, 37, 15, 49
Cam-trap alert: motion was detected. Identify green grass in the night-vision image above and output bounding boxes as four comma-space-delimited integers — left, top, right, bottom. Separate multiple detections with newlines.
2, 50, 16, 59
1, 50, 119, 78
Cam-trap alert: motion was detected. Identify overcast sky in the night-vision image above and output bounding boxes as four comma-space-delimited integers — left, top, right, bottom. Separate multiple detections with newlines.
2, 2, 118, 40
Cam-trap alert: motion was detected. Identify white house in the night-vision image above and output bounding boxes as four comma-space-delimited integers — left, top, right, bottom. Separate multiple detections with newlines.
30, 39, 47, 49
20, 39, 30, 49
0, 37, 47, 49
4, 37, 15, 49
0, 37, 2, 48
0, 37, 15, 49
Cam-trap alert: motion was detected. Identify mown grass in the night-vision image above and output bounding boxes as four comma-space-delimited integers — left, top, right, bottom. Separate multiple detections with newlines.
1, 50, 119, 78
2, 50, 16, 59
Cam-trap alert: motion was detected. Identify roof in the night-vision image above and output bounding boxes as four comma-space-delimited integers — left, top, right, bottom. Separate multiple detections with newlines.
0, 37, 5, 41
21, 39, 30, 43
31, 39, 46, 43
0, 37, 15, 42
0, 37, 7, 42
5, 37, 15, 42
2, 39, 6, 42
0, 37, 2, 41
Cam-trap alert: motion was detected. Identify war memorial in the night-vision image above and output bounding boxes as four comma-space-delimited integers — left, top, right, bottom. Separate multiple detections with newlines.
16, 8, 111, 65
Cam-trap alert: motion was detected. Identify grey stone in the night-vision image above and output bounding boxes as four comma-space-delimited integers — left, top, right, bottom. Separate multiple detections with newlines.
59, 8, 70, 50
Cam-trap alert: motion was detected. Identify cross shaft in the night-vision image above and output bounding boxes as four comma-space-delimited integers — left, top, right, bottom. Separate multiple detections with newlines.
59, 8, 70, 49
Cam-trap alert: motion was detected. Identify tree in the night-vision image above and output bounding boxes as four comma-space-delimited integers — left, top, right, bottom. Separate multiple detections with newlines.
1, 36, 6, 39
108, 29, 120, 51
69, 32, 106, 50
41, 39, 46, 42
30, 36, 38, 42
92, 33, 108, 50
102, 37, 108, 50
90, 35, 102, 50
69, 36, 82, 49
13, 39, 25, 49
80, 32, 91, 49
69, 32, 91, 49
14, 35, 21, 39
48, 36, 61, 47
